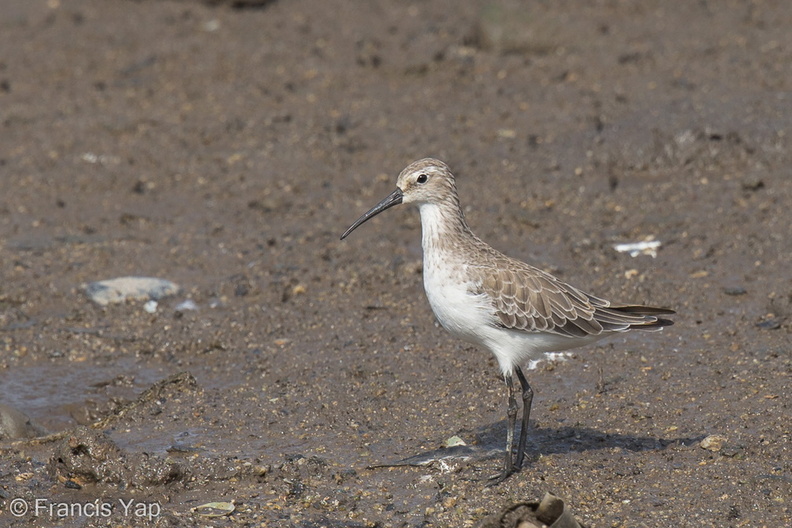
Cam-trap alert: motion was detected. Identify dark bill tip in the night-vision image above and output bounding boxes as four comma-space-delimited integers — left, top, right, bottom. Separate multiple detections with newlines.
340, 188, 403, 240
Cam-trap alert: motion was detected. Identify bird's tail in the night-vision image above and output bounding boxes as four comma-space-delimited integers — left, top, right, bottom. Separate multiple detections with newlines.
606, 305, 675, 330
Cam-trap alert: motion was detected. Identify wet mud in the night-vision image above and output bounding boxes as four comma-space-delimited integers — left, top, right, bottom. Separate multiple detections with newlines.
1, 0, 790, 526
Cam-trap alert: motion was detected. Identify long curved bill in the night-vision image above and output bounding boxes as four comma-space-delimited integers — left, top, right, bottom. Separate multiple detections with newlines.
340, 188, 404, 240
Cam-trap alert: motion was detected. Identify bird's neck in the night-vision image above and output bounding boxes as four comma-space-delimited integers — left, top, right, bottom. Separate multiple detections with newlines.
418, 200, 473, 255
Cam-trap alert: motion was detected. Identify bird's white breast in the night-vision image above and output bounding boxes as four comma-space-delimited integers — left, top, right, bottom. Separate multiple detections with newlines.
422, 256, 493, 345
418, 202, 495, 346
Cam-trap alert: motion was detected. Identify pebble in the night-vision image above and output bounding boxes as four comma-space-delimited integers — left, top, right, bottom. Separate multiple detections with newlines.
0, 403, 46, 440
699, 434, 728, 452
175, 299, 199, 312
756, 318, 782, 330
444, 435, 467, 448
83, 277, 181, 306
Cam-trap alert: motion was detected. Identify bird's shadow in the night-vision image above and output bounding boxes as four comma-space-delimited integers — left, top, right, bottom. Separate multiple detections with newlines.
480, 420, 703, 456
369, 421, 705, 468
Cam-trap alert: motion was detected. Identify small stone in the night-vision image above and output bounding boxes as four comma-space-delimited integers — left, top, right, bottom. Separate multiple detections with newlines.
64, 480, 82, 489
83, 277, 181, 306
175, 299, 198, 312
444, 435, 467, 448
0, 403, 46, 440
191, 502, 235, 518
756, 318, 782, 330
700, 434, 728, 452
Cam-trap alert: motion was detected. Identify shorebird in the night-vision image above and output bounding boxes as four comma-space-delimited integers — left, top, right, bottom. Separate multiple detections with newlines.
340, 158, 674, 483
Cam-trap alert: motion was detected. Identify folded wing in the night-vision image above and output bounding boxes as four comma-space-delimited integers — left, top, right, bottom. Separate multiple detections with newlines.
472, 260, 674, 338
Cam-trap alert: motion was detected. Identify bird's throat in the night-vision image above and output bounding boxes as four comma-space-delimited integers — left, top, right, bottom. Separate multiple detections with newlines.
418, 202, 470, 254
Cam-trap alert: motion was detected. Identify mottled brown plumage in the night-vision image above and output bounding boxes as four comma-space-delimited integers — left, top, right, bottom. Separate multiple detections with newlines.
468, 250, 673, 337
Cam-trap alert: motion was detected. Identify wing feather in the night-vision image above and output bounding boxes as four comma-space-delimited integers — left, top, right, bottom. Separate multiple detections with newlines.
469, 251, 673, 337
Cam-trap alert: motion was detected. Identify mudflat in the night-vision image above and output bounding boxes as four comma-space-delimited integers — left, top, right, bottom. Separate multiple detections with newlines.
1, 1, 789, 526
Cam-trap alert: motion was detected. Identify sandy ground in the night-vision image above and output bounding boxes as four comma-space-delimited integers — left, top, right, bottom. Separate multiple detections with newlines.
0, 0, 790, 526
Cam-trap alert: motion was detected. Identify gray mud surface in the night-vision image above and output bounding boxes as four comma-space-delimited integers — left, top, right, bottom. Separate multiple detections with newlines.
1, 1, 790, 526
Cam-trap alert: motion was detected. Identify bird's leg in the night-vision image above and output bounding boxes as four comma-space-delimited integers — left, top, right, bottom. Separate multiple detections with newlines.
514, 366, 534, 470
488, 372, 518, 485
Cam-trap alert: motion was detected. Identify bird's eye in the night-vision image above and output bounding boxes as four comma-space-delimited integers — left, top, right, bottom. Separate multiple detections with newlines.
416, 174, 428, 184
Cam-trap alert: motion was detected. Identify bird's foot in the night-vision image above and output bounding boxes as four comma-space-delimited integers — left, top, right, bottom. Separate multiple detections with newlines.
485, 466, 518, 487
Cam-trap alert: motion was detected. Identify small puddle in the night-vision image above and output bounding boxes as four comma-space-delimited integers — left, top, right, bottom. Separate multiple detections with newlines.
0, 357, 167, 433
